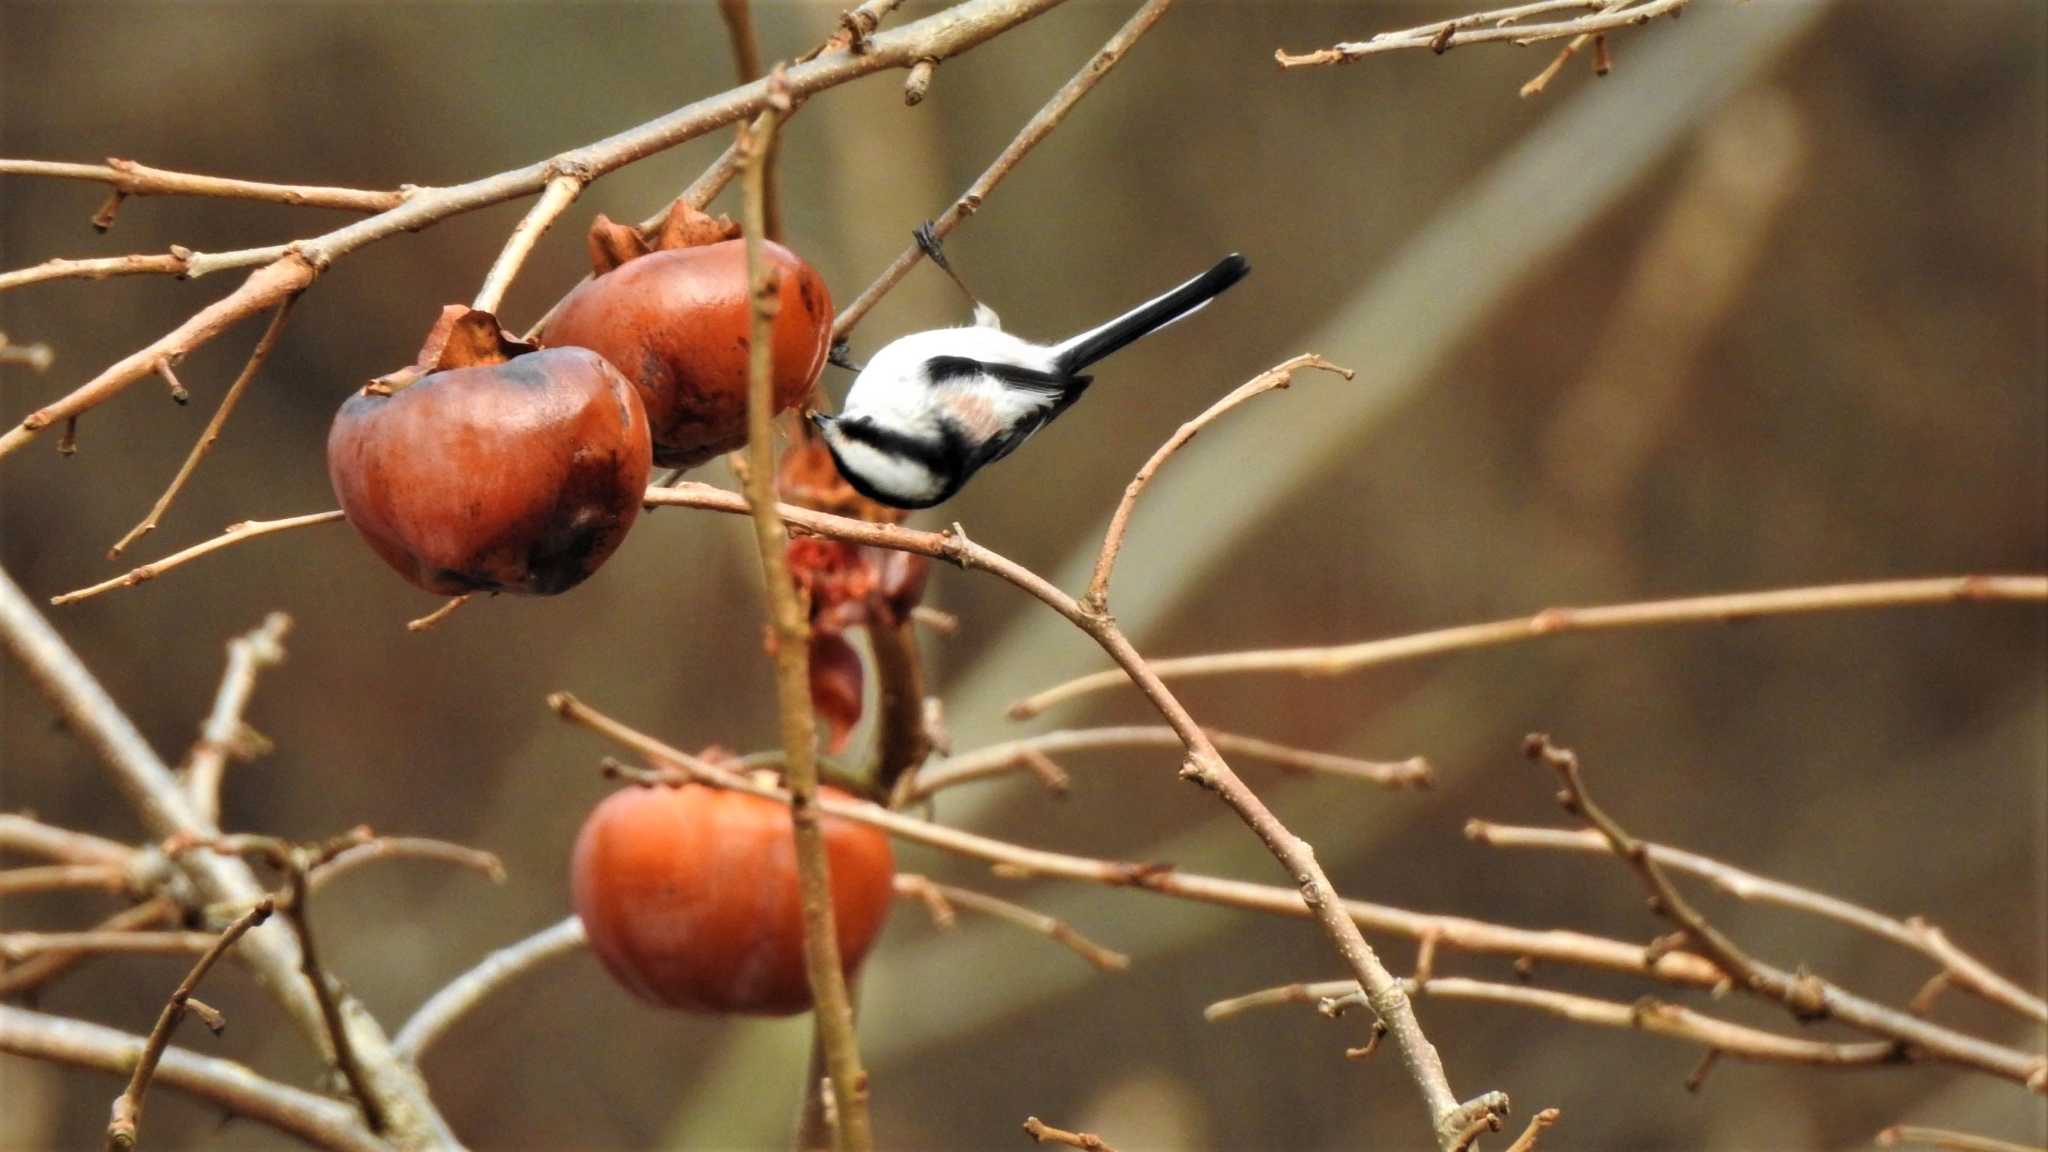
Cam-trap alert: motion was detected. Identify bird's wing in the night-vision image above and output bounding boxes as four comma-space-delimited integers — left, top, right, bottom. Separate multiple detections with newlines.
923, 355, 1081, 398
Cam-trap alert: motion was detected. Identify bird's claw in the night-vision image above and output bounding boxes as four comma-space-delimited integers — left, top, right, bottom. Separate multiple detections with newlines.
913, 221, 950, 270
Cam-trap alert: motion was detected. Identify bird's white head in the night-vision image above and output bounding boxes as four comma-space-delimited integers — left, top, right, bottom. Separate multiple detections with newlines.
807, 410, 953, 510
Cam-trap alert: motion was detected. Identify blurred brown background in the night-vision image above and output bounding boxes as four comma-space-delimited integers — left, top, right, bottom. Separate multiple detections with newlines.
3, 1, 2044, 1149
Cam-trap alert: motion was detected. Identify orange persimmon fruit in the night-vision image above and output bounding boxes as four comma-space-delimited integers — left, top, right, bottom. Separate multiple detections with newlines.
327, 306, 651, 596
571, 782, 895, 1015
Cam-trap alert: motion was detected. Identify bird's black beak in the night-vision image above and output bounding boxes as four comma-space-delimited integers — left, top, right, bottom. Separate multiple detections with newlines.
805, 409, 833, 432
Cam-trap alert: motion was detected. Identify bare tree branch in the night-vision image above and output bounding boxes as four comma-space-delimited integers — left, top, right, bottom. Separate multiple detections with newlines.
738, 78, 874, 1152
894, 874, 1129, 972
184, 612, 293, 826
1466, 821, 2047, 1024
1276, 0, 1690, 69
0, 157, 409, 220
107, 899, 274, 1151
900, 725, 1430, 802
1022, 1116, 1118, 1151
1874, 1126, 2045, 1152
393, 917, 586, 1064
52, 511, 348, 606
1, 1004, 393, 1152
1085, 354, 1350, 613
1011, 576, 2048, 718
1526, 735, 2048, 1089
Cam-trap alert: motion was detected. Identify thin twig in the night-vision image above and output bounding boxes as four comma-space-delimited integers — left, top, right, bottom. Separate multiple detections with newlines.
52, 511, 347, 606
894, 874, 1129, 972
471, 173, 583, 315
1875, 1126, 2045, 1152
832, 0, 1179, 341
1275, 0, 1690, 68
716, 0, 779, 240
1518, 0, 1628, 97
901, 59, 938, 105
1209, 977, 1901, 1070
0, 863, 130, 898
153, 359, 189, 405
393, 917, 586, 1063
718, 0, 765, 85
739, 79, 875, 1152
0, 158, 407, 218
0, 246, 291, 294
404, 594, 474, 634
1503, 1107, 1562, 1152
110, 297, 300, 557
1465, 820, 2047, 1024
4, 1005, 395, 1152
0, 0, 1077, 459
2, 930, 222, 962
183, 612, 292, 826
0, 331, 56, 371
307, 837, 505, 897
1527, 735, 2048, 1089
1084, 354, 1350, 612
0, 899, 178, 999
106, 898, 273, 1151
0, 813, 137, 866
1022, 1116, 1118, 1151
901, 724, 1430, 802
1011, 575, 2048, 718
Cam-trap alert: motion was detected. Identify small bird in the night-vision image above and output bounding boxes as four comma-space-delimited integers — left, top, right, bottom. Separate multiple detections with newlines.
811, 230, 1249, 509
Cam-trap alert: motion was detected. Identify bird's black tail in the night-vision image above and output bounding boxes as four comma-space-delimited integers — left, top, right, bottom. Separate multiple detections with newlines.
1051, 254, 1249, 375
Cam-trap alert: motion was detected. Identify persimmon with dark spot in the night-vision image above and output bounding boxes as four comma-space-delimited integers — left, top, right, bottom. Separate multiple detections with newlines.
327, 306, 651, 597
541, 200, 834, 470
571, 780, 895, 1015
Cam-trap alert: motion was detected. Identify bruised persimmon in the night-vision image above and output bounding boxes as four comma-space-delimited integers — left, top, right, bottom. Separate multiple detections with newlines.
541, 202, 833, 469
571, 781, 894, 1015
327, 306, 651, 597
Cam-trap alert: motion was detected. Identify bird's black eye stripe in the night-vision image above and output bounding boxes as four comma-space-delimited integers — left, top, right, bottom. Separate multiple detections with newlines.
833, 416, 955, 473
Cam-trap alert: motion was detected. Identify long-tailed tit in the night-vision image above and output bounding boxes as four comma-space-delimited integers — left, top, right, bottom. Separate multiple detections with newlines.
811, 230, 1249, 509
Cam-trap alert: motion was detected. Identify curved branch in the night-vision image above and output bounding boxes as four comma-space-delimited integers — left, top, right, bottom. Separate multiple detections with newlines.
0, 1005, 393, 1152
393, 917, 586, 1064
1085, 354, 1349, 612
107, 899, 274, 1151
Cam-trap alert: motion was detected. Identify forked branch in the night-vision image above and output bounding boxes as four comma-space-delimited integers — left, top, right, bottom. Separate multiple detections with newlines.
1275, 0, 1690, 69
